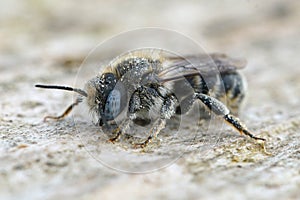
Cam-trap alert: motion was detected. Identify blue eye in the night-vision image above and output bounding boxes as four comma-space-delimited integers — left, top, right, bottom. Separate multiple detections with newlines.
104, 89, 121, 120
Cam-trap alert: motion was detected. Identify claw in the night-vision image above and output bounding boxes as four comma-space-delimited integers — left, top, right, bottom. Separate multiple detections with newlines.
257, 140, 272, 156
132, 136, 152, 149
108, 128, 122, 144
108, 137, 118, 144
132, 143, 147, 149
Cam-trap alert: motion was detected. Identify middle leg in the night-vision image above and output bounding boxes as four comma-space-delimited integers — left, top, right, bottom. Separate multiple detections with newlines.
133, 118, 166, 148
129, 84, 177, 148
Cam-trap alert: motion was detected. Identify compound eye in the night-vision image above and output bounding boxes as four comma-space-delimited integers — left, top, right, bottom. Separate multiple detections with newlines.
104, 89, 121, 120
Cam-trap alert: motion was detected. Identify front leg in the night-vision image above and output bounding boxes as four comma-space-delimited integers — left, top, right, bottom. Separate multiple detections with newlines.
108, 127, 122, 143
108, 119, 130, 143
43, 97, 83, 121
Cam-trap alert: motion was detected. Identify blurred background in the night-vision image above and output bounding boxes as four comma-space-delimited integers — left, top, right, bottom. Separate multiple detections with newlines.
1, 0, 300, 199
1, 0, 300, 118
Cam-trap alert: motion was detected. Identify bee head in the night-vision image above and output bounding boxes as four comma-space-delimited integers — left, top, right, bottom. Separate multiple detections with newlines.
36, 72, 122, 128
85, 72, 120, 126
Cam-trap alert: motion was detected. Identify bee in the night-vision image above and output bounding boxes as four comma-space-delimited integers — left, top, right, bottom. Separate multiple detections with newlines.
36, 50, 266, 149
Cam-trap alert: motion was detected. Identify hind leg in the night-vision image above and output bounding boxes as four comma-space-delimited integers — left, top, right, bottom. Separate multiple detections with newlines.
196, 93, 270, 155
221, 72, 247, 115
195, 93, 265, 141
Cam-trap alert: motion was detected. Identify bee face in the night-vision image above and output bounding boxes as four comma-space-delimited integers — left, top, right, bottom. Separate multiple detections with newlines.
85, 72, 120, 126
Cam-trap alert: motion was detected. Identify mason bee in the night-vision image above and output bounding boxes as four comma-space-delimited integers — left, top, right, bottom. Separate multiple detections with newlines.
36, 50, 266, 149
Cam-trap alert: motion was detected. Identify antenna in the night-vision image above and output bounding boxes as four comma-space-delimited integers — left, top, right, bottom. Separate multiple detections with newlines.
35, 84, 88, 97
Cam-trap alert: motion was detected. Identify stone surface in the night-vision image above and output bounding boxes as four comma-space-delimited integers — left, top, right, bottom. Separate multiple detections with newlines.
1, 0, 300, 199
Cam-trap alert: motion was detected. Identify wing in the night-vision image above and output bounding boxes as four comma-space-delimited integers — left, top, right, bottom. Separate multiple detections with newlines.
158, 53, 247, 83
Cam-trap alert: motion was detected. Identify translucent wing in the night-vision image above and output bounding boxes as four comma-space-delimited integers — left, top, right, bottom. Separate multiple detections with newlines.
158, 53, 247, 83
